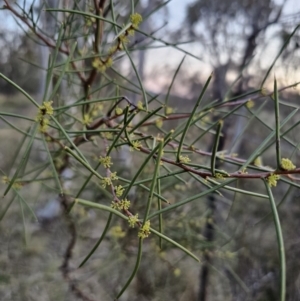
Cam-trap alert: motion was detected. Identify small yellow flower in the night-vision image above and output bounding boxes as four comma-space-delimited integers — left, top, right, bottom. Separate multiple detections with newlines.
2, 176, 22, 189
253, 157, 263, 167
127, 28, 135, 36
166, 106, 174, 114
119, 34, 129, 44
111, 199, 130, 211
108, 45, 118, 55
130, 13, 143, 28
173, 268, 181, 277
179, 155, 191, 164
137, 101, 144, 110
36, 101, 54, 122
120, 199, 131, 210
82, 114, 93, 126
138, 220, 151, 239
215, 173, 225, 179
115, 107, 123, 115
104, 132, 113, 139
267, 173, 280, 187
128, 214, 139, 228
130, 140, 142, 151
156, 118, 163, 128
2, 176, 9, 184
261, 87, 268, 96
99, 156, 113, 168
115, 185, 125, 197
110, 226, 126, 238
110, 172, 118, 181
101, 172, 117, 188
281, 158, 296, 171
246, 99, 255, 109
92, 58, 106, 73
40, 101, 54, 116
92, 103, 104, 117
100, 177, 112, 188
39, 118, 50, 133
105, 57, 113, 68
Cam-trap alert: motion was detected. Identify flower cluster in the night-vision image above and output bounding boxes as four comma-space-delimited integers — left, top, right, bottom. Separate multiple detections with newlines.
110, 226, 126, 238
137, 101, 144, 110
82, 113, 93, 126
130, 13, 143, 29
111, 199, 131, 211
99, 156, 113, 168
267, 173, 280, 187
138, 220, 151, 239
215, 173, 225, 179
92, 57, 113, 73
128, 214, 139, 228
115, 107, 123, 115
2, 176, 22, 190
155, 118, 163, 128
115, 185, 125, 197
91, 103, 104, 117
281, 158, 296, 171
100, 172, 118, 188
179, 155, 191, 164
246, 99, 255, 109
36, 101, 54, 132
130, 140, 142, 151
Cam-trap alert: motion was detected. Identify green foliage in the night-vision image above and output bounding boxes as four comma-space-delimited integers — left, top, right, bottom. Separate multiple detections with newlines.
1, 1, 300, 301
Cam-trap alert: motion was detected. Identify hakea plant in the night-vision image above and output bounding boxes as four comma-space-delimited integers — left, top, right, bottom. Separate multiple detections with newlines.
1, 1, 300, 301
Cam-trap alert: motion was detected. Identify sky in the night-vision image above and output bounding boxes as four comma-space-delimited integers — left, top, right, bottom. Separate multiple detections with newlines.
143, 0, 300, 94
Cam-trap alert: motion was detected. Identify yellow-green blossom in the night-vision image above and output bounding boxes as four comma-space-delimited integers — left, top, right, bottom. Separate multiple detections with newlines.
267, 173, 280, 187
179, 155, 191, 164
253, 157, 263, 167
138, 220, 151, 239
130, 140, 142, 151
39, 118, 50, 133
101, 172, 117, 188
2, 176, 22, 190
110, 172, 118, 181
215, 173, 225, 179
261, 87, 268, 96
40, 101, 53, 116
101, 177, 112, 188
281, 158, 296, 171
103, 132, 113, 140
99, 156, 113, 168
130, 13, 143, 28
36, 101, 54, 125
2, 176, 9, 184
166, 106, 174, 114
110, 226, 126, 238
156, 118, 163, 128
82, 113, 93, 126
173, 268, 181, 277
115, 185, 125, 197
105, 57, 113, 68
246, 99, 254, 109
119, 34, 129, 44
92, 58, 106, 73
137, 101, 144, 110
115, 107, 123, 115
92, 103, 104, 117
128, 214, 139, 228
111, 199, 130, 211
